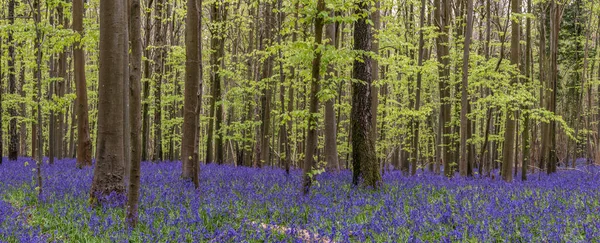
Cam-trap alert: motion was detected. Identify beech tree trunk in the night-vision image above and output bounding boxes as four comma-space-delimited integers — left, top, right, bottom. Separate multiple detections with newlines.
460, 0, 474, 177
90, 0, 126, 204
502, 0, 520, 182
73, 0, 92, 168
434, 0, 453, 177
126, 0, 143, 227
302, 0, 325, 195
182, 0, 201, 180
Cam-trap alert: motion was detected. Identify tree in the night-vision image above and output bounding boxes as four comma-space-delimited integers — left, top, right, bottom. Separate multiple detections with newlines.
522, 0, 532, 181
412, 0, 426, 175
73, 0, 92, 168
257, 1, 273, 167
547, 0, 563, 174
434, 0, 453, 177
126, 0, 144, 227
34, 0, 43, 198
324, 10, 339, 172
153, 0, 165, 162
182, 0, 201, 181
460, 0, 474, 177
501, 0, 520, 182
206, 0, 227, 164
8, 0, 18, 161
303, 0, 325, 195
352, 0, 381, 188
90, 0, 127, 204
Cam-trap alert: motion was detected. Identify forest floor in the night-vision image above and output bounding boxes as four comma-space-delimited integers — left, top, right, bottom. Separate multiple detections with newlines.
1, 157, 600, 242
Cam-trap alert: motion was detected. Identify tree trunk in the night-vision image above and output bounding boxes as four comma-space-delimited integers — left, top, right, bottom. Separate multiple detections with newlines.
57, 5, 67, 160
153, 0, 165, 162
434, 0, 453, 177
352, 0, 381, 188
412, 0, 426, 175
501, 0, 520, 182
547, 0, 562, 174
522, 0, 532, 181
182, 0, 201, 180
8, 0, 18, 161
303, 0, 325, 195
34, 0, 43, 198
90, 0, 127, 204
141, 0, 154, 161
324, 10, 339, 172
460, 0, 474, 177
259, 2, 273, 167
73, 0, 92, 168
126, 0, 143, 227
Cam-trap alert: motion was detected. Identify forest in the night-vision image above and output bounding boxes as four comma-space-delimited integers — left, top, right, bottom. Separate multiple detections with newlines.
0, 0, 599, 241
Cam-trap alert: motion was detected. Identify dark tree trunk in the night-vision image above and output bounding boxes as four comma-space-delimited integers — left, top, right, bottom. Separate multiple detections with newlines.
126, 0, 144, 228
8, 0, 18, 161
153, 0, 165, 162
460, 0, 474, 177
352, 0, 381, 188
501, 0, 520, 182
434, 0, 453, 177
303, 0, 325, 195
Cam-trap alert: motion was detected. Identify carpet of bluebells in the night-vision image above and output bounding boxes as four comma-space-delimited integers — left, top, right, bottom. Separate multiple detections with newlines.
1, 157, 600, 242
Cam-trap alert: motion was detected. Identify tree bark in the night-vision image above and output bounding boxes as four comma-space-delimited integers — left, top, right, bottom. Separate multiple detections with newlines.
303, 0, 325, 195
460, 0, 474, 177
182, 0, 201, 180
90, 0, 127, 204
324, 10, 339, 172
73, 0, 92, 168
153, 0, 165, 162
8, 0, 18, 161
126, 0, 143, 227
352, 0, 381, 188
434, 0, 453, 177
141, 0, 154, 161
412, 0, 426, 175
502, 0, 520, 182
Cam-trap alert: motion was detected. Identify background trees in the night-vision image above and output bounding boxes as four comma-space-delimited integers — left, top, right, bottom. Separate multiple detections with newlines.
0, 0, 598, 188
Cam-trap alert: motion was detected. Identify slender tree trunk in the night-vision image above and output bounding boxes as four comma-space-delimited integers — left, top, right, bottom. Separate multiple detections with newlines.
501, 0, 520, 182
57, 5, 67, 160
34, 0, 43, 198
303, 0, 325, 195
73, 0, 92, 168
259, 2, 274, 167
547, 0, 562, 174
153, 0, 165, 162
324, 10, 339, 172
182, 0, 201, 179
141, 0, 154, 161
123, 3, 131, 182
126, 0, 143, 227
522, 0, 532, 181
460, 0, 474, 177
434, 0, 453, 176
8, 0, 18, 161
412, 0, 426, 175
